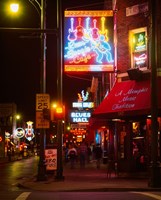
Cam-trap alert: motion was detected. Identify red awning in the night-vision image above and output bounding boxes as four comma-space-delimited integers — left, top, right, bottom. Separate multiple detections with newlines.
92, 77, 161, 119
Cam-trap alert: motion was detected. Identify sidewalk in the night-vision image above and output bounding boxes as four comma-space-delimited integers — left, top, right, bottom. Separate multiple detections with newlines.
18, 161, 161, 192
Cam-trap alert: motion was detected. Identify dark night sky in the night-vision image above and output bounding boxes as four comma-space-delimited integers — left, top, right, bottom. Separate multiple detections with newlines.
0, 0, 105, 122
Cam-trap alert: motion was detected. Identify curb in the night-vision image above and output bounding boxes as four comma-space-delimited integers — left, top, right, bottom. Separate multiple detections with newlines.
17, 182, 161, 192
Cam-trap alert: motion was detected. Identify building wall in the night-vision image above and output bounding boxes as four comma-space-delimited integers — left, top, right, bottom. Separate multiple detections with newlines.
156, 0, 161, 70
116, 0, 149, 73
102, 0, 161, 172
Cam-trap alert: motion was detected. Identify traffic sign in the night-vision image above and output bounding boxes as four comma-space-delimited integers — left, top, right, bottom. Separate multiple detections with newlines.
36, 94, 50, 128
36, 111, 50, 129
36, 94, 50, 111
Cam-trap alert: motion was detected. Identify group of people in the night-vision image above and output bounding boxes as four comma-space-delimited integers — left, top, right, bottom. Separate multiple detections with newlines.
65, 141, 103, 169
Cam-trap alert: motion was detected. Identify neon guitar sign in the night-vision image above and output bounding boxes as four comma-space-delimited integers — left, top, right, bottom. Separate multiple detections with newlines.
64, 10, 114, 72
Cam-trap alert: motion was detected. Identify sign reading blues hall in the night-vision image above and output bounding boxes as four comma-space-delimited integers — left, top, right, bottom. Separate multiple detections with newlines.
70, 111, 91, 123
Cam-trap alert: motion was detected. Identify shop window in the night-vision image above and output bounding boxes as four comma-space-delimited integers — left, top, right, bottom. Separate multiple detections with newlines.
132, 121, 147, 171
132, 121, 146, 139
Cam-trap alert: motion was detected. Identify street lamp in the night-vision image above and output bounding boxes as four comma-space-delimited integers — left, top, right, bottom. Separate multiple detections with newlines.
16, 114, 21, 120
55, 0, 64, 180
10, 3, 19, 12
9, 0, 47, 181
8, 0, 64, 181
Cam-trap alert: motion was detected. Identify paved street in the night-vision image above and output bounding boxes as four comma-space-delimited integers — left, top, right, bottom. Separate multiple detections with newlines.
0, 156, 161, 192
1, 156, 161, 200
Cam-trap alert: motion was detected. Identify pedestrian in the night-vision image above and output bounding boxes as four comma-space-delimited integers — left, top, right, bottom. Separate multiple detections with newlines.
87, 144, 92, 163
79, 140, 87, 168
67, 144, 77, 169
107, 156, 113, 178
114, 161, 118, 177
63, 144, 69, 164
93, 143, 102, 169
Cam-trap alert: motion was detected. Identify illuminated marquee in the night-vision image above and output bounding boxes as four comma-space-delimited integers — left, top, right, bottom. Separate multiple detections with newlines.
72, 102, 94, 108
70, 111, 91, 123
64, 10, 114, 72
70, 129, 87, 135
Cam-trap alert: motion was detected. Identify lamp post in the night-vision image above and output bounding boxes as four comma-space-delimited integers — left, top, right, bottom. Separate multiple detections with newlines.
8, 0, 48, 181
8, 0, 61, 180
55, 0, 64, 180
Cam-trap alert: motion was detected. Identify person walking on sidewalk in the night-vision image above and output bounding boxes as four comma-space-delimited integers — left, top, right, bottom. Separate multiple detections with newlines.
93, 143, 103, 169
107, 156, 114, 178
79, 140, 87, 168
67, 144, 77, 169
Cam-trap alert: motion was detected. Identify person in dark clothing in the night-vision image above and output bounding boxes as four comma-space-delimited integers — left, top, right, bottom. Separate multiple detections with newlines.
79, 141, 87, 168
67, 145, 77, 169
93, 143, 103, 169
87, 144, 92, 163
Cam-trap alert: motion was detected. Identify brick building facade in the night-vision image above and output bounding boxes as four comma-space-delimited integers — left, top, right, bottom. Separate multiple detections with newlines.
113, 0, 161, 77
90, 0, 161, 173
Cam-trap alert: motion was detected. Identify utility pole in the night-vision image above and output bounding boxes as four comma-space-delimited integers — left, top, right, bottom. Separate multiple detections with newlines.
55, 0, 64, 180
37, 0, 47, 181
148, 0, 161, 188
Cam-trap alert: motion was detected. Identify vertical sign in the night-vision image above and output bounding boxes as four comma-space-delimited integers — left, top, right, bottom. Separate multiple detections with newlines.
130, 28, 147, 69
36, 94, 50, 129
45, 149, 57, 170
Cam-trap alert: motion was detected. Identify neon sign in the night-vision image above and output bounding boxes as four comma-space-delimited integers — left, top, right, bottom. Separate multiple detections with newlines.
72, 102, 94, 108
5, 131, 11, 139
134, 52, 147, 67
64, 10, 114, 72
130, 28, 147, 69
25, 121, 34, 141
78, 90, 89, 102
15, 128, 25, 138
70, 129, 87, 135
70, 111, 91, 123
133, 32, 146, 52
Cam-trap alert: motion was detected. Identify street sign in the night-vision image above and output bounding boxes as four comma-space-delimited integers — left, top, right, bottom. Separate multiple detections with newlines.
36, 93, 50, 111
126, 2, 148, 17
36, 111, 50, 129
45, 149, 57, 171
36, 94, 50, 128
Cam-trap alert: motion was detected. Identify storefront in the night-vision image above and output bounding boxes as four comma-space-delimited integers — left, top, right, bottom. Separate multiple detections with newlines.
89, 77, 161, 172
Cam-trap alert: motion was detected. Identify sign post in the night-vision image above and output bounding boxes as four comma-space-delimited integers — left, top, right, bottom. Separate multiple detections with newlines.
36, 93, 50, 181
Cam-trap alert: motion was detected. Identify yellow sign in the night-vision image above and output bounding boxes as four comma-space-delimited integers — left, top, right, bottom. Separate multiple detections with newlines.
36, 111, 50, 129
36, 94, 50, 111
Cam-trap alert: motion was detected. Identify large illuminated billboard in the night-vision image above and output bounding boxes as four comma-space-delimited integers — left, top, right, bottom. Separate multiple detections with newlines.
64, 10, 114, 72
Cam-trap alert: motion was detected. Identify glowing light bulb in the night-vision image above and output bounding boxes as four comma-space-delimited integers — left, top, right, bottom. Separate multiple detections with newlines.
10, 3, 19, 13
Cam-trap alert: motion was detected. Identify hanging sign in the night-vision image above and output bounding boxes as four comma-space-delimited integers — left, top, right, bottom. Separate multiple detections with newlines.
64, 10, 114, 72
